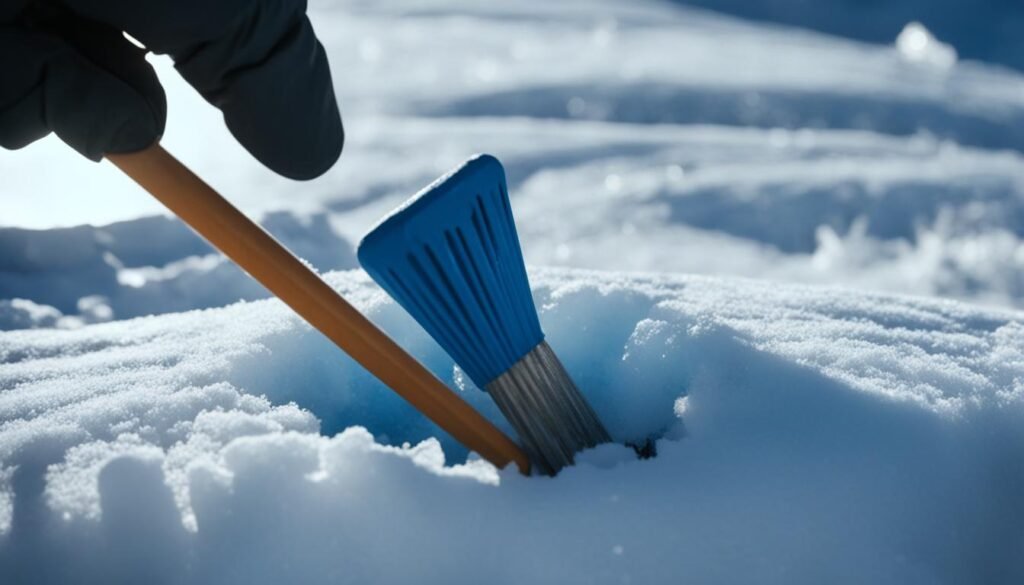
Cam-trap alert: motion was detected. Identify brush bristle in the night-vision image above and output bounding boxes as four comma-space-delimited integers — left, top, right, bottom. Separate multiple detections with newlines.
486, 341, 611, 475
357, 154, 611, 472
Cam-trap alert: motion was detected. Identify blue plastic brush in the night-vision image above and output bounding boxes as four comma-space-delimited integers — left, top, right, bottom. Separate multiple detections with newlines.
358, 154, 610, 475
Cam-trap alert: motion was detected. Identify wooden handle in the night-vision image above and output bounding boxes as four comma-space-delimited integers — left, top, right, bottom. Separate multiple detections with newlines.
107, 144, 530, 474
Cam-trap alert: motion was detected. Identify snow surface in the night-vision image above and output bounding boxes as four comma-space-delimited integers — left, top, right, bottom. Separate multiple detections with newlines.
2, 268, 1023, 584
5, 0, 1024, 313
0, 212, 354, 328
2, 0, 1024, 582
671, 0, 1024, 72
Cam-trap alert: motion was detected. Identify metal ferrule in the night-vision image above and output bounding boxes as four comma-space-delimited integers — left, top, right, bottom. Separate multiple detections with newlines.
486, 341, 611, 475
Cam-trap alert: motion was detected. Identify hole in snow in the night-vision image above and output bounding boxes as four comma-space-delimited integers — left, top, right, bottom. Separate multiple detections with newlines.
223, 276, 693, 467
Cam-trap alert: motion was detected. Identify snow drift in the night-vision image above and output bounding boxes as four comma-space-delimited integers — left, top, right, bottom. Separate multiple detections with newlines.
0, 212, 355, 330
1, 269, 1022, 584
8, 0, 1024, 310
2, 0, 1024, 582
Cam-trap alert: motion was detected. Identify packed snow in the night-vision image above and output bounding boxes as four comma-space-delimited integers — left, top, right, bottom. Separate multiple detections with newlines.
2, 269, 1023, 583
2, 0, 1024, 582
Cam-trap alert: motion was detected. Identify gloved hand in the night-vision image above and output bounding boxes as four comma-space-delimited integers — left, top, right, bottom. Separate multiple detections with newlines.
0, 0, 343, 180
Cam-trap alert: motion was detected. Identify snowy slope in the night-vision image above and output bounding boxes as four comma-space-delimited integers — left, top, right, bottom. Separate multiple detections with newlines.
1, 269, 1023, 584
2, 0, 1024, 582
4, 0, 1024, 313
671, 0, 1024, 73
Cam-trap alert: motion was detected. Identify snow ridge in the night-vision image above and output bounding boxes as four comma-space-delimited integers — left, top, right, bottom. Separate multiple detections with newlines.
1, 269, 1022, 584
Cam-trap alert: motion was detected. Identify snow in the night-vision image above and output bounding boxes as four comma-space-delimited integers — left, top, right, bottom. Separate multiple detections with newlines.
896, 22, 957, 69
0, 300, 64, 330
2, 0, 1024, 581
0, 212, 354, 327
2, 269, 1023, 583
6, 0, 1024, 310
672, 0, 1023, 72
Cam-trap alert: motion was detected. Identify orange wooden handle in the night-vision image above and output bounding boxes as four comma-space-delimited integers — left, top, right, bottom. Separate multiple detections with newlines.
107, 144, 530, 474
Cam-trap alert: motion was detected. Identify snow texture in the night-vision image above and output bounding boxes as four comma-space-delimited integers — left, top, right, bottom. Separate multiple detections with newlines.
0, 212, 354, 329
2, 0, 1024, 583
6, 0, 1024, 311
2, 269, 1023, 584
672, 0, 1023, 72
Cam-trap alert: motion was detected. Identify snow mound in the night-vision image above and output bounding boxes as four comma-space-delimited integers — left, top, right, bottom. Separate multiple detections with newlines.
896, 22, 957, 69
0, 212, 355, 329
1, 268, 1022, 584
6, 0, 1024, 311
0, 300, 64, 331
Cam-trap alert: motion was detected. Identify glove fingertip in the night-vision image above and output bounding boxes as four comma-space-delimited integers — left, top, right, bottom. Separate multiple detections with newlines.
105, 114, 163, 155
177, 7, 344, 180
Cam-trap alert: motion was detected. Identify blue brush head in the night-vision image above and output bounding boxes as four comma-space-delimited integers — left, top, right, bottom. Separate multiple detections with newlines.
357, 154, 544, 389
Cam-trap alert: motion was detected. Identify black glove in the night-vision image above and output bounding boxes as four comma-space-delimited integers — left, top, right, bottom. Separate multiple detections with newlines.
0, 0, 343, 180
